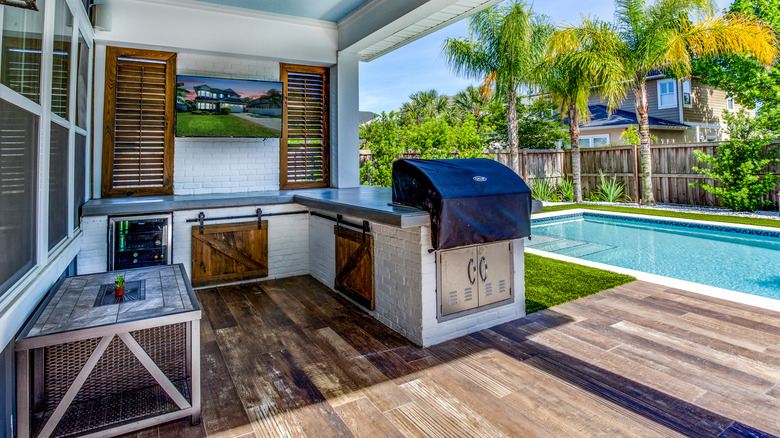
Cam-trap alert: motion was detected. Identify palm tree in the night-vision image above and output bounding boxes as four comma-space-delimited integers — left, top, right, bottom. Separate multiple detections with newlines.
540, 23, 627, 202
453, 86, 492, 121
443, 1, 552, 174
549, 0, 777, 205
400, 89, 451, 124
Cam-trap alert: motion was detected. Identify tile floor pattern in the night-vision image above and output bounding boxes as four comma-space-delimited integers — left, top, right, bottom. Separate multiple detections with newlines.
120, 276, 780, 437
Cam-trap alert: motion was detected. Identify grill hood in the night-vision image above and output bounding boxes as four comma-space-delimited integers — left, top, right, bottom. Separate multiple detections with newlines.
392, 158, 532, 250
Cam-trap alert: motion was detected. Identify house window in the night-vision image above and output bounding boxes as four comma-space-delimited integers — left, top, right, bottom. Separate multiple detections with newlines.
51, 0, 73, 120
280, 63, 330, 189
1, 1, 45, 103
727, 96, 734, 111
102, 47, 176, 197
657, 79, 677, 109
0, 99, 38, 298
48, 122, 69, 249
580, 134, 610, 148
682, 80, 692, 108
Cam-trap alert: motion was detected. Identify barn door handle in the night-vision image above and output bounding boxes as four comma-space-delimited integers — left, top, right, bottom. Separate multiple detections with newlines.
467, 258, 476, 285
198, 212, 205, 234
479, 256, 488, 282
256, 208, 263, 229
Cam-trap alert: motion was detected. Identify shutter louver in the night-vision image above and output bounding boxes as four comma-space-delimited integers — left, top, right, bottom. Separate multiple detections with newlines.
281, 65, 329, 189
102, 48, 175, 197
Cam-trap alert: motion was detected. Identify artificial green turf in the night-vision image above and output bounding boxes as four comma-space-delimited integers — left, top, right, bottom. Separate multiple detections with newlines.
176, 112, 280, 137
524, 253, 635, 314
536, 203, 780, 229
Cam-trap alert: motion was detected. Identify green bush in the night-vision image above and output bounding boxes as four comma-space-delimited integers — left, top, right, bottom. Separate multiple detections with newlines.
531, 179, 557, 201
692, 111, 780, 212
596, 171, 626, 202
220, 107, 232, 115
556, 178, 574, 201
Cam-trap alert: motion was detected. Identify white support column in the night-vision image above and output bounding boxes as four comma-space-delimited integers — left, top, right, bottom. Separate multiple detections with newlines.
329, 52, 360, 188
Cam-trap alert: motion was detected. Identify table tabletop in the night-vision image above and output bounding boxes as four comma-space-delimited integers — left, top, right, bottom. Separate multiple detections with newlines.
17, 264, 199, 342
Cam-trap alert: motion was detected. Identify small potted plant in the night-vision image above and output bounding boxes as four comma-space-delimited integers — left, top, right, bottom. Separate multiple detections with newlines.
114, 274, 125, 297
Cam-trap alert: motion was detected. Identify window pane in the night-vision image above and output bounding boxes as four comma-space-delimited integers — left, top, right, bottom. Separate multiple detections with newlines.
48, 122, 69, 250
580, 138, 591, 148
0, 99, 37, 297
1, 2, 45, 103
52, 0, 73, 120
593, 137, 609, 147
75, 32, 89, 129
73, 133, 86, 229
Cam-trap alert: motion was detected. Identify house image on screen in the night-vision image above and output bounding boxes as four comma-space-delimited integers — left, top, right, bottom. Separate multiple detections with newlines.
193, 84, 246, 113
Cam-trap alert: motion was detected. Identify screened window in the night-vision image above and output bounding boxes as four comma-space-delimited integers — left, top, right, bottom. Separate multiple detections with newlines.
75, 31, 89, 129
657, 79, 677, 109
727, 96, 735, 111
48, 122, 69, 250
51, 0, 73, 120
102, 47, 176, 197
280, 63, 329, 189
0, 99, 37, 297
74, 133, 86, 230
1, 1, 45, 103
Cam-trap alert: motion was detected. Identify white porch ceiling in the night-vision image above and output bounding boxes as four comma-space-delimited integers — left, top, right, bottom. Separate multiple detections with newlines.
178, 0, 372, 22
347, 0, 502, 62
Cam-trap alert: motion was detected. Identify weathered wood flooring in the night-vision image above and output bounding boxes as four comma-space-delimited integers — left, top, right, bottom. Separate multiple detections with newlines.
123, 276, 780, 437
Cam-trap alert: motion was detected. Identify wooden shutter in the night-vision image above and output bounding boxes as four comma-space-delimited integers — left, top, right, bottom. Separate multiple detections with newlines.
280, 64, 329, 189
102, 47, 176, 197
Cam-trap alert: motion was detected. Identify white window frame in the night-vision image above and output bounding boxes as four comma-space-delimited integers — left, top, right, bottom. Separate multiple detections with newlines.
682, 79, 692, 108
657, 78, 678, 109
580, 134, 610, 148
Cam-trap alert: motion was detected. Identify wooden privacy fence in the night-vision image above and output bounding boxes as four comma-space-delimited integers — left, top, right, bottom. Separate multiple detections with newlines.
360, 142, 780, 208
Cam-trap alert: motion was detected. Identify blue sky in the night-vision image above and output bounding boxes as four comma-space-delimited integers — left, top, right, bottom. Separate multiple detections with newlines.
359, 0, 732, 114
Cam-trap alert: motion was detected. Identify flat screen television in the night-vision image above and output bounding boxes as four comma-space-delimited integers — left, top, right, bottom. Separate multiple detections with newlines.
176, 76, 283, 138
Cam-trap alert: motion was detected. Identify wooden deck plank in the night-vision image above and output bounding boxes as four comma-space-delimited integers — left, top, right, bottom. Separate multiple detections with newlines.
154, 278, 780, 438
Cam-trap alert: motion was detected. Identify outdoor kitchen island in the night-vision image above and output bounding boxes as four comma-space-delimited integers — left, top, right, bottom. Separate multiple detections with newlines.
80, 181, 529, 347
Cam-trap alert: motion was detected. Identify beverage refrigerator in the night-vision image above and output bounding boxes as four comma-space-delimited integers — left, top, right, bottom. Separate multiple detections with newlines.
108, 214, 172, 271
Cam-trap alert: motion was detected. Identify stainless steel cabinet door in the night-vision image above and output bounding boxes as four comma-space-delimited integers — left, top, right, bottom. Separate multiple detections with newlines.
477, 242, 512, 306
439, 247, 479, 316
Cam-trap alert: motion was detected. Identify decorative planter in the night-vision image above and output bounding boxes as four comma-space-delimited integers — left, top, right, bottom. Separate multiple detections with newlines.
115, 286, 125, 297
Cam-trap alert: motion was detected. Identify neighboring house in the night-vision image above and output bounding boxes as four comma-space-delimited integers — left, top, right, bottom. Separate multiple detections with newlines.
578, 75, 744, 145
193, 84, 246, 113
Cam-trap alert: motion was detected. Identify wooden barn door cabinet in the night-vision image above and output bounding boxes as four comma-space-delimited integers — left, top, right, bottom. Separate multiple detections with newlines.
334, 223, 375, 310
191, 221, 268, 287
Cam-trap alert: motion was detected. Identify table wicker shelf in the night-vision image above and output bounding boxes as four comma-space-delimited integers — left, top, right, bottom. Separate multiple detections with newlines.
16, 265, 201, 438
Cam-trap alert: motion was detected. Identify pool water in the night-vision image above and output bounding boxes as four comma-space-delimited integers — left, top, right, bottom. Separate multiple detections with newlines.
529, 213, 780, 299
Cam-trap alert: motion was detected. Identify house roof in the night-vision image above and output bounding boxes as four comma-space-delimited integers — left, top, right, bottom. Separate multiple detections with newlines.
564, 105, 690, 130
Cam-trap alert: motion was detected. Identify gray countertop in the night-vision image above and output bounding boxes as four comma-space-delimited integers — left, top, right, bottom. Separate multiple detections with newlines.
18, 265, 199, 341
82, 186, 430, 228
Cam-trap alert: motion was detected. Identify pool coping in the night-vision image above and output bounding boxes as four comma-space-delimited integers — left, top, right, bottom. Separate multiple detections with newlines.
528, 209, 780, 313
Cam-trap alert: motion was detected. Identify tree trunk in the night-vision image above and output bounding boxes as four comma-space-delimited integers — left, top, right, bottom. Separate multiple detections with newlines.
633, 81, 655, 206
507, 89, 520, 174
568, 103, 583, 202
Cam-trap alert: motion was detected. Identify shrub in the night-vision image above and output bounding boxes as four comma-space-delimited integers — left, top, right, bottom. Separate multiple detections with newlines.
596, 171, 625, 202
556, 178, 574, 201
220, 106, 232, 115
531, 179, 557, 202
692, 111, 780, 212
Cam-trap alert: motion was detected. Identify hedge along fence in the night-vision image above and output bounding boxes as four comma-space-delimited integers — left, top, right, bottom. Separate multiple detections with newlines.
359, 142, 780, 208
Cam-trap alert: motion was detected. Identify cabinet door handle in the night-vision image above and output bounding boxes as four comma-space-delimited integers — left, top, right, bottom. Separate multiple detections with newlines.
467, 258, 476, 285
479, 256, 488, 282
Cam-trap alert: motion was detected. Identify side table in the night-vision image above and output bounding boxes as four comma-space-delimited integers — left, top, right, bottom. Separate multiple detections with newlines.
15, 264, 201, 438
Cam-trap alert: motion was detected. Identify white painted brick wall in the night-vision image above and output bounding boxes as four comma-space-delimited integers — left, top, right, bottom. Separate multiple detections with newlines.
308, 211, 527, 347
173, 53, 281, 195
77, 216, 108, 275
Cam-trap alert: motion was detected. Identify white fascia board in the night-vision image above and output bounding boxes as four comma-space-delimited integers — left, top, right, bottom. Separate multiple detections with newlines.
579, 124, 690, 132
338, 0, 501, 59
94, 0, 338, 65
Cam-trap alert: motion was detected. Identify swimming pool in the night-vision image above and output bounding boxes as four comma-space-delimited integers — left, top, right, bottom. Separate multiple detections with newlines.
529, 212, 780, 300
